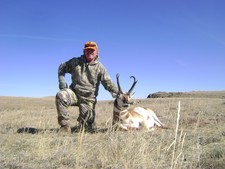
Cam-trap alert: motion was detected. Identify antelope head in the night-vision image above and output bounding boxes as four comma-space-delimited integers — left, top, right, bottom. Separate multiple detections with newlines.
115, 73, 138, 109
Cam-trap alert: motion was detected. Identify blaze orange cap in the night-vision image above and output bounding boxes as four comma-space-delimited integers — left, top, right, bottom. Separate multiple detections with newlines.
84, 41, 98, 51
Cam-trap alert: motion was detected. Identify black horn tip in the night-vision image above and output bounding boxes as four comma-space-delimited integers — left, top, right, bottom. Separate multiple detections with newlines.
130, 76, 137, 82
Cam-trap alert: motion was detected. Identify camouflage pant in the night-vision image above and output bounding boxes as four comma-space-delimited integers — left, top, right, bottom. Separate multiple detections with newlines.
55, 88, 96, 128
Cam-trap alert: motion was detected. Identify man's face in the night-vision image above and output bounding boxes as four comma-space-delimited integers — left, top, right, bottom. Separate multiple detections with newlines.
84, 49, 98, 62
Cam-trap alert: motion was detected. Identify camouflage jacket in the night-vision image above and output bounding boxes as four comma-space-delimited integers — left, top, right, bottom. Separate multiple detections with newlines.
58, 55, 118, 98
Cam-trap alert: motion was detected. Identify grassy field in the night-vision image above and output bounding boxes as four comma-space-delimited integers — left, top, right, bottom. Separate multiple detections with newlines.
1, 91, 225, 169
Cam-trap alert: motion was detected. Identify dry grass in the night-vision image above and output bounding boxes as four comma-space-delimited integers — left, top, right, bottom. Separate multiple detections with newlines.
1, 94, 225, 169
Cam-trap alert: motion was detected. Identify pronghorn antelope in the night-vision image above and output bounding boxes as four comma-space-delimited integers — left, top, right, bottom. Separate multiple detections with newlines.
112, 74, 167, 131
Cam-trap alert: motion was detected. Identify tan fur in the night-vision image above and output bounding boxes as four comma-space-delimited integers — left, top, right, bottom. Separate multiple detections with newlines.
113, 105, 167, 131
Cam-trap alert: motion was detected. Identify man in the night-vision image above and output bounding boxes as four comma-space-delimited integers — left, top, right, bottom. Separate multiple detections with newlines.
55, 41, 118, 133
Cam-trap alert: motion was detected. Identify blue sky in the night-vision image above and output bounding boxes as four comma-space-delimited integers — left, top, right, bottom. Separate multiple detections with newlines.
0, 0, 225, 100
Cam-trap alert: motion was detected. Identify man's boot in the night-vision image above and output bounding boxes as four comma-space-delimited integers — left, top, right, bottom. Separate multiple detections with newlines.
85, 122, 96, 133
71, 123, 84, 133
59, 125, 71, 133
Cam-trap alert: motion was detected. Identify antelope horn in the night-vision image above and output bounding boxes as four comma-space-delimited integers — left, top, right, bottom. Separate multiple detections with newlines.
116, 73, 124, 94
128, 76, 138, 94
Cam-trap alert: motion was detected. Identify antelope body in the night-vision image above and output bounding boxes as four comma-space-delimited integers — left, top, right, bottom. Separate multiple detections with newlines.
113, 74, 166, 131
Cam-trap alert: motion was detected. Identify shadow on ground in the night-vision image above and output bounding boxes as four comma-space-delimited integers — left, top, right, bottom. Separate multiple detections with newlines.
17, 127, 108, 134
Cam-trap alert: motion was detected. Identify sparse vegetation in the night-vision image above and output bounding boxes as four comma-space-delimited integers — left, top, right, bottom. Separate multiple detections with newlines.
1, 91, 225, 169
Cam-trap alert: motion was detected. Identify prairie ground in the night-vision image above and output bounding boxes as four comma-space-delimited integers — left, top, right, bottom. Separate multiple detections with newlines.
0, 92, 225, 169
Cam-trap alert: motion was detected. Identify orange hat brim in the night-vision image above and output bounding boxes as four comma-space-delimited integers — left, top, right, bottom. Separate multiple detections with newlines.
84, 47, 97, 50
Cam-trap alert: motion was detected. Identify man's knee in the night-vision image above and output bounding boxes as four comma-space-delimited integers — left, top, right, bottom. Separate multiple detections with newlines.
55, 88, 78, 107
55, 90, 71, 107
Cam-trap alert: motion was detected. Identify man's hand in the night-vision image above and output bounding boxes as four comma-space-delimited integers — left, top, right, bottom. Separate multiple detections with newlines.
59, 81, 68, 90
111, 92, 117, 98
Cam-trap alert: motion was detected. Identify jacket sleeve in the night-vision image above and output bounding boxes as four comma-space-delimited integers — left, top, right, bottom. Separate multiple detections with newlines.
58, 59, 73, 86
99, 63, 118, 94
